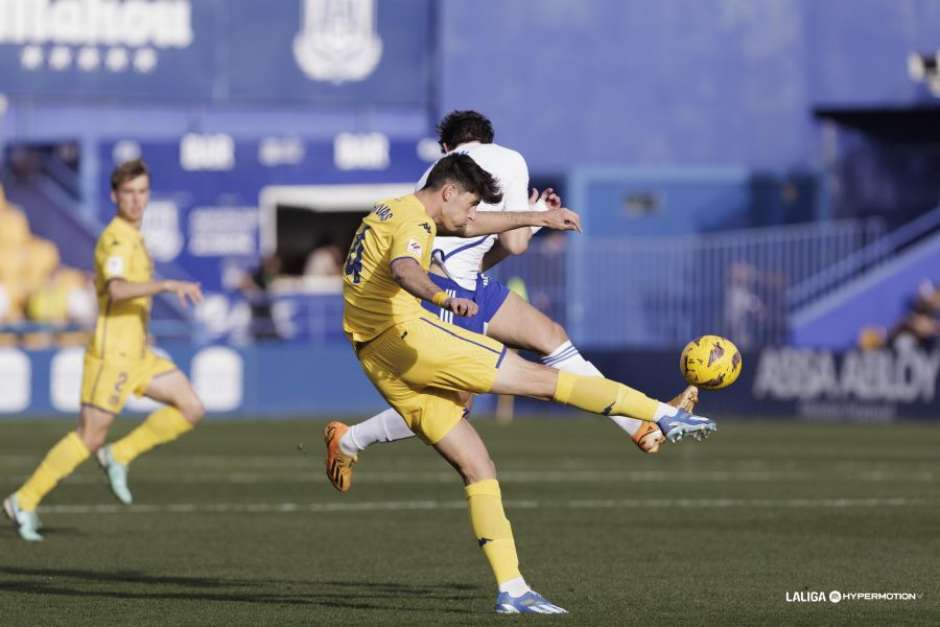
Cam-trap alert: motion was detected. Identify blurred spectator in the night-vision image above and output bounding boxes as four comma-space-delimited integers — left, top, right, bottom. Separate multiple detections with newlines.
303, 235, 343, 277
723, 261, 787, 348
888, 280, 940, 350
860, 279, 940, 351
857, 326, 886, 351
724, 262, 766, 349
239, 254, 283, 341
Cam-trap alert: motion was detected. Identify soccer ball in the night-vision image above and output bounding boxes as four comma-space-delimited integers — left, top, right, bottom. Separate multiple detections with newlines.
679, 335, 742, 390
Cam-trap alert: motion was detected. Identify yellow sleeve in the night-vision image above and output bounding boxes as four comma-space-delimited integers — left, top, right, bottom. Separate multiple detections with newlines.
389, 219, 432, 265
98, 234, 135, 282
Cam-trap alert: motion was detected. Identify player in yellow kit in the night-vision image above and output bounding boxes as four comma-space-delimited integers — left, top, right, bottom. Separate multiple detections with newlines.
335, 153, 717, 614
3, 159, 206, 542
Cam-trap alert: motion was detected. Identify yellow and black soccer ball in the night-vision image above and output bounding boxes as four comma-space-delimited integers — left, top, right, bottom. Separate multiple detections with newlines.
679, 335, 742, 390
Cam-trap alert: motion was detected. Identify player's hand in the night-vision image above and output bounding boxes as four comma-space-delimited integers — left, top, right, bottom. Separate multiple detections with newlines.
530, 187, 562, 211
541, 206, 582, 232
447, 297, 478, 317
163, 280, 204, 308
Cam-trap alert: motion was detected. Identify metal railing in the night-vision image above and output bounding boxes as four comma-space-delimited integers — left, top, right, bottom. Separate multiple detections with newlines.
492, 219, 886, 349
787, 205, 940, 310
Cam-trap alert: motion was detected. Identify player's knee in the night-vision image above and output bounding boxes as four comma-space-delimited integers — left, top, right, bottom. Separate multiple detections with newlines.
460, 460, 496, 485
531, 320, 569, 355
180, 397, 205, 424
459, 456, 497, 485
76, 427, 108, 452
545, 321, 569, 352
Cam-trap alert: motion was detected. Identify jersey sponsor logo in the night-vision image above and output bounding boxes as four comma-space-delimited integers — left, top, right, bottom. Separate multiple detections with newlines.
406, 239, 422, 257
0, 0, 193, 74
105, 255, 125, 277
419, 222, 431, 234
292, 0, 382, 84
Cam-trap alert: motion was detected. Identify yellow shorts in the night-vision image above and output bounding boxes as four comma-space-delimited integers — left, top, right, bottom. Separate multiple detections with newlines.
81, 349, 177, 414
356, 316, 507, 444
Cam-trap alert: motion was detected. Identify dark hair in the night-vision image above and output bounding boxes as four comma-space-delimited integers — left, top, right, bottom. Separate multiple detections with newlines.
436, 110, 494, 151
110, 158, 149, 190
423, 153, 502, 204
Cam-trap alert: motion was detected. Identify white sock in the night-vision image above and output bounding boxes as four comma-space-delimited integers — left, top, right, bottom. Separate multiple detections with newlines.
498, 576, 531, 597
653, 402, 678, 421
542, 341, 648, 437
341, 408, 415, 455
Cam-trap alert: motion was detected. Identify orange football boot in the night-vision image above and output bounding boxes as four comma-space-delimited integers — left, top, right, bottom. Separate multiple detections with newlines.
324, 421, 357, 493
632, 385, 700, 454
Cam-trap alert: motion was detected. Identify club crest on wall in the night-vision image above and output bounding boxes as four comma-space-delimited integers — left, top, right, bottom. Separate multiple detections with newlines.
293, 0, 383, 84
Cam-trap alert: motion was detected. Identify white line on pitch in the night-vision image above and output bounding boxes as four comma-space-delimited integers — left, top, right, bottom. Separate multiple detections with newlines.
5, 468, 936, 486
36, 496, 927, 516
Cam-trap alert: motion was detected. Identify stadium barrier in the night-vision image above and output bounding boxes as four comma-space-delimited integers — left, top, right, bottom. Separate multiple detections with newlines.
2, 344, 936, 421
494, 219, 884, 349
583, 346, 940, 422
0, 344, 388, 418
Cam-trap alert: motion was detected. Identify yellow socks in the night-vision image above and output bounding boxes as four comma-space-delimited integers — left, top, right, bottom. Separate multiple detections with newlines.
110, 407, 194, 465
16, 432, 90, 511
465, 479, 522, 585
553, 370, 659, 422
14, 409, 193, 511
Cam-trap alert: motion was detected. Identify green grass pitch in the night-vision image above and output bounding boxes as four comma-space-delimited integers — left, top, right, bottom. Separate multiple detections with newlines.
1, 418, 938, 626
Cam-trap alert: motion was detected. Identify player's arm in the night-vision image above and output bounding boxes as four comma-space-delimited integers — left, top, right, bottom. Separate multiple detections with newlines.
450, 204, 581, 237
390, 258, 478, 317
107, 278, 204, 308
101, 237, 203, 308
496, 187, 561, 256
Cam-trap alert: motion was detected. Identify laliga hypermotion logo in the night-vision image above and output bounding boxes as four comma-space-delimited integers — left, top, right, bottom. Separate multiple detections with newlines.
0, 0, 193, 74
293, 0, 382, 83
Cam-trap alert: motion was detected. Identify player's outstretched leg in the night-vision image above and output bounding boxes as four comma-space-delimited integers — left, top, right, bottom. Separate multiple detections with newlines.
4, 408, 106, 542
490, 351, 717, 442
434, 419, 567, 614
484, 292, 704, 452
342, 408, 416, 455
103, 370, 203, 504
548, 344, 700, 451
324, 421, 357, 492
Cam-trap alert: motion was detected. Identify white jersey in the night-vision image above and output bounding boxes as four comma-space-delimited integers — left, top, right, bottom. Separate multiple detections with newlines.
416, 141, 531, 290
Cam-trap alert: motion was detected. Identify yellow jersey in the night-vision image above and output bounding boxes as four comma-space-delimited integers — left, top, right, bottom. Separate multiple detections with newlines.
343, 195, 437, 343
87, 217, 154, 361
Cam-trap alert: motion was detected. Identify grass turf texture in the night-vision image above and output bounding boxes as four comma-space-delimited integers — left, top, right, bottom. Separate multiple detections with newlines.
0, 418, 938, 626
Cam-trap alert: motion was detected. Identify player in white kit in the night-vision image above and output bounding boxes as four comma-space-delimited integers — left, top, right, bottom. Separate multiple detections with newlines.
325, 111, 700, 493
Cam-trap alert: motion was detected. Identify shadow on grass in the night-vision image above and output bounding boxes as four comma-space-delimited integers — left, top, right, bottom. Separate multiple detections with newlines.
0, 566, 481, 613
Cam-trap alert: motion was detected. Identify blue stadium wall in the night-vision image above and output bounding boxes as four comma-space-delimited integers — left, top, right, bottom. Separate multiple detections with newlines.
4, 0, 939, 173
439, 0, 940, 173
